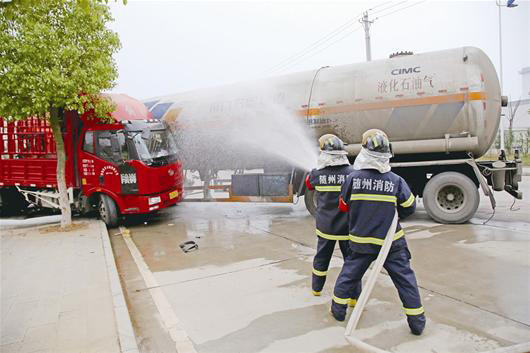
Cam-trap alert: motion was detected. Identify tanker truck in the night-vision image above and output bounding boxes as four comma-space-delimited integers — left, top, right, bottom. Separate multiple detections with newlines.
143, 47, 523, 224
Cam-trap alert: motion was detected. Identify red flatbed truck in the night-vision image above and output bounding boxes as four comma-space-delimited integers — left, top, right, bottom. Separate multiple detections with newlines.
0, 94, 183, 227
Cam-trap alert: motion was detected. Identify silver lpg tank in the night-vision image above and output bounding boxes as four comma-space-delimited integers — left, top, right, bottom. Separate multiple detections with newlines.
287, 46, 501, 158
150, 47, 501, 159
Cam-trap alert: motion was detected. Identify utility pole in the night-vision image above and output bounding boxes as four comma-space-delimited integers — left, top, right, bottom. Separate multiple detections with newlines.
359, 11, 373, 61
498, 3, 505, 151
496, 0, 518, 152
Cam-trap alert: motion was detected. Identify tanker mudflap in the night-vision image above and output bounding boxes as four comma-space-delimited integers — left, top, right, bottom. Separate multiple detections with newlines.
515, 161, 523, 183
467, 159, 496, 210
505, 186, 523, 200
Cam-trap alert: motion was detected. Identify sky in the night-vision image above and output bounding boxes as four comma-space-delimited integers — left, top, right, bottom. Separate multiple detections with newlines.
108, 0, 530, 101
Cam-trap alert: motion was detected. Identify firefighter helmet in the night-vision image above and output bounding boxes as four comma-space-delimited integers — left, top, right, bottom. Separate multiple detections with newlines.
361, 129, 391, 154
319, 134, 347, 155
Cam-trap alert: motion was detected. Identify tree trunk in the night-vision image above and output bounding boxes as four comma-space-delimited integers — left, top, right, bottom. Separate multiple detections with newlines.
50, 108, 72, 228
507, 119, 514, 155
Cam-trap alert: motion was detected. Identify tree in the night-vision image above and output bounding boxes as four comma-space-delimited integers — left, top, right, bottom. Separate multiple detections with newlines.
0, 0, 121, 227
505, 97, 522, 154
523, 126, 530, 156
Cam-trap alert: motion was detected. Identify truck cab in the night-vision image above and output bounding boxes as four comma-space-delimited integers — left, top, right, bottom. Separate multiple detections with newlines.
80, 117, 183, 225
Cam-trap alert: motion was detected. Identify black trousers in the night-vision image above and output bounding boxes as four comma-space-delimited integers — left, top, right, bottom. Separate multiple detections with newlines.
332, 247, 424, 325
312, 237, 361, 298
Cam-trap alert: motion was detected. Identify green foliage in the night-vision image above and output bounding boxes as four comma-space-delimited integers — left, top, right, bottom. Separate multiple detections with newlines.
0, 0, 121, 122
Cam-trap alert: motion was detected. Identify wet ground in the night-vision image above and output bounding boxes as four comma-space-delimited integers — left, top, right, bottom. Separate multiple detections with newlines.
110, 177, 530, 353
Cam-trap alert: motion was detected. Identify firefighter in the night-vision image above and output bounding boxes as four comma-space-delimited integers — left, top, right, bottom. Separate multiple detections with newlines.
306, 134, 361, 305
330, 129, 426, 336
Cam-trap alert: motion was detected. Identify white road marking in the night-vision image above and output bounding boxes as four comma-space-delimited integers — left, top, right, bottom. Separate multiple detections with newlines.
120, 226, 198, 353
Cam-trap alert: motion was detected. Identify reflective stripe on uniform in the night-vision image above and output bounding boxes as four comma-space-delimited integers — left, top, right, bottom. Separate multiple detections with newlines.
316, 229, 350, 241
315, 185, 342, 192
350, 193, 397, 204
400, 194, 415, 208
332, 295, 350, 305
403, 306, 425, 316
349, 229, 405, 245
312, 268, 327, 276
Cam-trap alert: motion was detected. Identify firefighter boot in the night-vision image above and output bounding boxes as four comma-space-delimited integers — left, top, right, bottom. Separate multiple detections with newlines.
312, 273, 326, 296
330, 301, 347, 322
407, 313, 426, 335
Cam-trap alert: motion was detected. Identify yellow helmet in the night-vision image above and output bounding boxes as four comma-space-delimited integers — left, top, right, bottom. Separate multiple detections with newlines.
318, 134, 347, 155
361, 129, 391, 154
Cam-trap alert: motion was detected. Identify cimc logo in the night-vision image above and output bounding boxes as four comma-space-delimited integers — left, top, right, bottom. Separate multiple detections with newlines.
391, 67, 421, 75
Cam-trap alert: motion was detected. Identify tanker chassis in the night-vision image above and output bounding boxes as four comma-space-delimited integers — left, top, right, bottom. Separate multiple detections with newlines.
305, 152, 522, 224
144, 47, 522, 224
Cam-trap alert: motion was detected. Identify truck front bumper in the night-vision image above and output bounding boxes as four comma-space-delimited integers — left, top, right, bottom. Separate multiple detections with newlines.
120, 187, 183, 214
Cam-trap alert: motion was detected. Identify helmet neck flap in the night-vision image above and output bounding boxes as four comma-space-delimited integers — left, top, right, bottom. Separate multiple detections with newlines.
353, 147, 391, 173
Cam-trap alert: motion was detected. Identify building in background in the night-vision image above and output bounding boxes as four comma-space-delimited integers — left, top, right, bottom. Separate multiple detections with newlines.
510, 67, 530, 155
490, 66, 530, 156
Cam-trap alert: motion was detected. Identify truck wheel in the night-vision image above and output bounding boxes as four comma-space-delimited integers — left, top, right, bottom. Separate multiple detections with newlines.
0, 189, 27, 216
98, 194, 119, 227
423, 172, 479, 224
0, 191, 4, 216
304, 189, 317, 217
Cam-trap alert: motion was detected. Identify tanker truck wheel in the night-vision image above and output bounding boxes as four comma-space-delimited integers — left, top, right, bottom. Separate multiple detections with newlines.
423, 172, 479, 224
98, 194, 119, 227
304, 189, 317, 217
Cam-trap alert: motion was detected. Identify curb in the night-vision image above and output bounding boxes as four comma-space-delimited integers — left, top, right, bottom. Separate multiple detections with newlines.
99, 221, 140, 353
0, 215, 61, 230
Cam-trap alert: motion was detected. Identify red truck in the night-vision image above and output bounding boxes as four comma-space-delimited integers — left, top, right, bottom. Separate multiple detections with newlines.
0, 94, 183, 227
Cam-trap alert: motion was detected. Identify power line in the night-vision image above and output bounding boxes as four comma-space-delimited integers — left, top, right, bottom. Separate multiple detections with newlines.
273, 26, 363, 74
264, 11, 365, 74
265, 1, 428, 75
370, 1, 409, 16
375, 0, 428, 20
264, 16, 363, 74
264, 2, 399, 74
368, 1, 394, 12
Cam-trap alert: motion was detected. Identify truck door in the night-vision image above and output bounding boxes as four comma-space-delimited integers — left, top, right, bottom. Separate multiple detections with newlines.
80, 130, 122, 193
79, 129, 137, 196
79, 130, 98, 189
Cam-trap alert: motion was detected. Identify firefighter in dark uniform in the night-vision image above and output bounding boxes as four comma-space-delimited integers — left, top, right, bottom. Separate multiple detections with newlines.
330, 129, 426, 336
306, 134, 361, 305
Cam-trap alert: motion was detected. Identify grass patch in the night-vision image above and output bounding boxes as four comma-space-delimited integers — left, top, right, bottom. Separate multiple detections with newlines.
479, 154, 530, 166
40, 221, 88, 234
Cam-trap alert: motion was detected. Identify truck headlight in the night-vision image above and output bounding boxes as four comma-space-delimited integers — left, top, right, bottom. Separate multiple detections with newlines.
148, 196, 161, 205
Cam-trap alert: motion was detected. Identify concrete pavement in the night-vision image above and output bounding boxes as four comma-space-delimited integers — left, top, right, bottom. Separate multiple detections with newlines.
111, 176, 530, 353
0, 219, 138, 353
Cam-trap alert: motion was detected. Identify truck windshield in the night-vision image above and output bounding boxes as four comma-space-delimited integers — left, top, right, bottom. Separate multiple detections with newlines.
130, 129, 178, 166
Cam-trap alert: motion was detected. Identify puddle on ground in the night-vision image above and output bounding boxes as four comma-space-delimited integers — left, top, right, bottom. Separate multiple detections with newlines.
256, 326, 350, 353
390, 322, 501, 353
